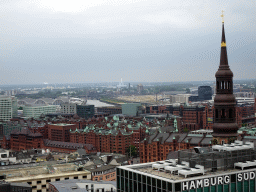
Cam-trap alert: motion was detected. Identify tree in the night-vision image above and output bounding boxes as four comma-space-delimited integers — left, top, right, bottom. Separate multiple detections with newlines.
126, 145, 138, 158
183, 127, 189, 133
213, 139, 218, 145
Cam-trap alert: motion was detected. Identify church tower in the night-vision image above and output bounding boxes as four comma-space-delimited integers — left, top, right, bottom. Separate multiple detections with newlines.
212, 13, 238, 144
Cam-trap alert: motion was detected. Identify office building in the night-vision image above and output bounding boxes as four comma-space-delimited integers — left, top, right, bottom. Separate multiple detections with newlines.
236, 97, 255, 105
0, 96, 17, 121
170, 94, 191, 104
198, 86, 213, 101
137, 84, 144, 93
60, 103, 77, 114
96, 106, 122, 115
122, 103, 142, 116
117, 141, 256, 192
77, 105, 94, 119
23, 105, 57, 118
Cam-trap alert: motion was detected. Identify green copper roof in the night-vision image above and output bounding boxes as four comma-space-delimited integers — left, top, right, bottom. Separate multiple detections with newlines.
75, 128, 79, 133
113, 115, 119, 121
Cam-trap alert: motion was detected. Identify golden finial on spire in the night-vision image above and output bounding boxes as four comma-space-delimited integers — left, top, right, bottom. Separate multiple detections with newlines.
221, 10, 224, 23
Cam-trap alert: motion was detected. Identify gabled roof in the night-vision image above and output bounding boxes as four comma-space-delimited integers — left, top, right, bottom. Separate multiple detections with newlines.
43, 139, 96, 151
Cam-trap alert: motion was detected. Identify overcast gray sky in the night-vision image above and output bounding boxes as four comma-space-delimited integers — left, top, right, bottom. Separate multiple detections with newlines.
0, 0, 255, 84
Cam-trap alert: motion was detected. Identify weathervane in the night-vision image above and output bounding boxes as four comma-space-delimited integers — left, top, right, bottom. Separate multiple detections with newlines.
221, 10, 224, 23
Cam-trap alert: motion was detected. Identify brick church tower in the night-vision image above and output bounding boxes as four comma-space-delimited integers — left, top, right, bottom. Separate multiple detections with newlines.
212, 15, 238, 144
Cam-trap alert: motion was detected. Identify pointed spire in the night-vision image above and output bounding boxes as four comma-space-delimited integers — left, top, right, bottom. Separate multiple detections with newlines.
221, 22, 226, 47
219, 15, 230, 69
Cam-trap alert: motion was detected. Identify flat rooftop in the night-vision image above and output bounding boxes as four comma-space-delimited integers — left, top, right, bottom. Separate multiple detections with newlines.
51, 123, 75, 126
121, 162, 256, 183
120, 141, 256, 183
1, 163, 90, 182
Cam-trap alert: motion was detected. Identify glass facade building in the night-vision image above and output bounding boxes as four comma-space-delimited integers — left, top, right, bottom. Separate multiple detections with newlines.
77, 105, 94, 119
23, 105, 57, 118
122, 103, 142, 116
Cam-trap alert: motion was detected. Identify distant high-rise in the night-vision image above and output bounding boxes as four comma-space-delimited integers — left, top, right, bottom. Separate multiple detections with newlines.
0, 96, 17, 121
198, 86, 212, 100
117, 78, 127, 88
212, 16, 238, 144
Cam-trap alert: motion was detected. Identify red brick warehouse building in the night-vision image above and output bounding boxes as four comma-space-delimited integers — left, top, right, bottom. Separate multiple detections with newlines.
48, 123, 78, 142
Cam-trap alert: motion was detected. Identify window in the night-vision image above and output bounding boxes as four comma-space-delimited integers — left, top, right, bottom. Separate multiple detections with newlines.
37, 181, 41, 184
215, 109, 218, 118
229, 109, 233, 118
217, 81, 220, 90
221, 109, 225, 118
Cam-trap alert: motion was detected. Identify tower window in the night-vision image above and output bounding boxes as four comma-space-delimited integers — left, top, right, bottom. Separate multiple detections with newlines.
217, 81, 220, 90
229, 109, 233, 118
222, 81, 225, 89
215, 109, 218, 118
221, 109, 225, 118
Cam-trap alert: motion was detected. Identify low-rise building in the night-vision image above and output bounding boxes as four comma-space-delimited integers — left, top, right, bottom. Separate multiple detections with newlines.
96, 106, 122, 115
49, 179, 116, 192
0, 181, 32, 192
23, 105, 57, 118
43, 139, 97, 154
2, 163, 91, 192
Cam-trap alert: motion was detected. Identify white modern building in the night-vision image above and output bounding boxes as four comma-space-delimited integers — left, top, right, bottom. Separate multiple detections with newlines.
236, 97, 255, 105
60, 103, 77, 114
0, 96, 18, 121
23, 105, 57, 118
170, 94, 191, 104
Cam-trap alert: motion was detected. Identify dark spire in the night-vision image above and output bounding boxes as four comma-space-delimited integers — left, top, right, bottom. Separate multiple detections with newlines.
213, 13, 238, 144
218, 21, 230, 70
221, 22, 226, 44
